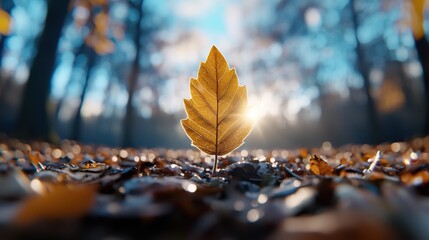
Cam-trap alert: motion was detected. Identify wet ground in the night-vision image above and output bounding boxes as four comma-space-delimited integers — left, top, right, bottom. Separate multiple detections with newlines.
1, 137, 429, 240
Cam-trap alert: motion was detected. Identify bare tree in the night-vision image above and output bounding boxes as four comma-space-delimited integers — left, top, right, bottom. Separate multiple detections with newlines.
122, 0, 144, 147
69, 1, 112, 141
410, 0, 429, 135
350, 0, 379, 142
71, 46, 97, 140
15, 0, 70, 141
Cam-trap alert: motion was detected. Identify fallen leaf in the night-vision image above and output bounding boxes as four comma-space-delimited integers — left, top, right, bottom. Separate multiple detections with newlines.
181, 46, 253, 172
299, 148, 309, 158
14, 184, 97, 225
401, 170, 429, 186
26, 150, 44, 172
308, 155, 334, 176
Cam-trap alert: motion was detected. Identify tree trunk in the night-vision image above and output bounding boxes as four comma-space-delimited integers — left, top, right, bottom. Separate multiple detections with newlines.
410, 0, 429, 135
350, 0, 379, 143
71, 47, 96, 141
0, 36, 11, 103
54, 43, 87, 124
122, 0, 144, 147
15, 0, 70, 141
414, 37, 429, 135
0, 35, 7, 70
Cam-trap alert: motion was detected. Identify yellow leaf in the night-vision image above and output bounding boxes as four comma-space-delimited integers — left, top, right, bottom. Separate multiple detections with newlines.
89, 0, 108, 6
410, 0, 425, 39
85, 33, 114, 55
0, 9, 11, 35
94, 36, 114, 54
95, 12, 109, 34
181, 46, 253, 172
308, 155, 334, 176
14, 184, 97, 225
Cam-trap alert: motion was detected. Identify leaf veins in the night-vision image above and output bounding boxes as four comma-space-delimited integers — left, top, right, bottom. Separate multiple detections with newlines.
181, 46, 253, 172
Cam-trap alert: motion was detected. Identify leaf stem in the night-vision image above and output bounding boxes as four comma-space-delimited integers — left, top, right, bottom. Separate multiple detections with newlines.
213, 47, 219, 175
212, 154, 218, 175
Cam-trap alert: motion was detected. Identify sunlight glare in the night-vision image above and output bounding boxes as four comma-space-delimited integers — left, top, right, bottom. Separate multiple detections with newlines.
245, 105, 263, 123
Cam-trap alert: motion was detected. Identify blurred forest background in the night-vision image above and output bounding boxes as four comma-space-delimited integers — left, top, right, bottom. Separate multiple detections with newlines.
0, 0, 429, 149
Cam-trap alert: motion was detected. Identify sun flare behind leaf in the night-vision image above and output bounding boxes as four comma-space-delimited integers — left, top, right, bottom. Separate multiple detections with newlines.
245, 105, 263, 124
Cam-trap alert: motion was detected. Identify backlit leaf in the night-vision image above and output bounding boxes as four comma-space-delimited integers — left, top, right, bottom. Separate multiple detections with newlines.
181, 46, 253, 172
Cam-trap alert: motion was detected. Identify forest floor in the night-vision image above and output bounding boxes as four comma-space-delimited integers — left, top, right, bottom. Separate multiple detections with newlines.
0, 137, 429, 240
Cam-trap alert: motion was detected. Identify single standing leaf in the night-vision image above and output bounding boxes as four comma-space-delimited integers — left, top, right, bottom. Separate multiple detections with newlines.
181, 46, 253, 173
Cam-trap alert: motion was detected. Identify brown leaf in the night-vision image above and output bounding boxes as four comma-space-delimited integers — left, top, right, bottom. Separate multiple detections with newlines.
14, 184, 97, 225
308, 155, 334, 176
181, 46, 254, 173
401, 170, 429, 186
181, 46, 253, 157
26, 150, 44, 172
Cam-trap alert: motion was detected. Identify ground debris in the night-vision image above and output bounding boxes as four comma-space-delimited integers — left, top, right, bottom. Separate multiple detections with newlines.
1, 137, 429, 239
